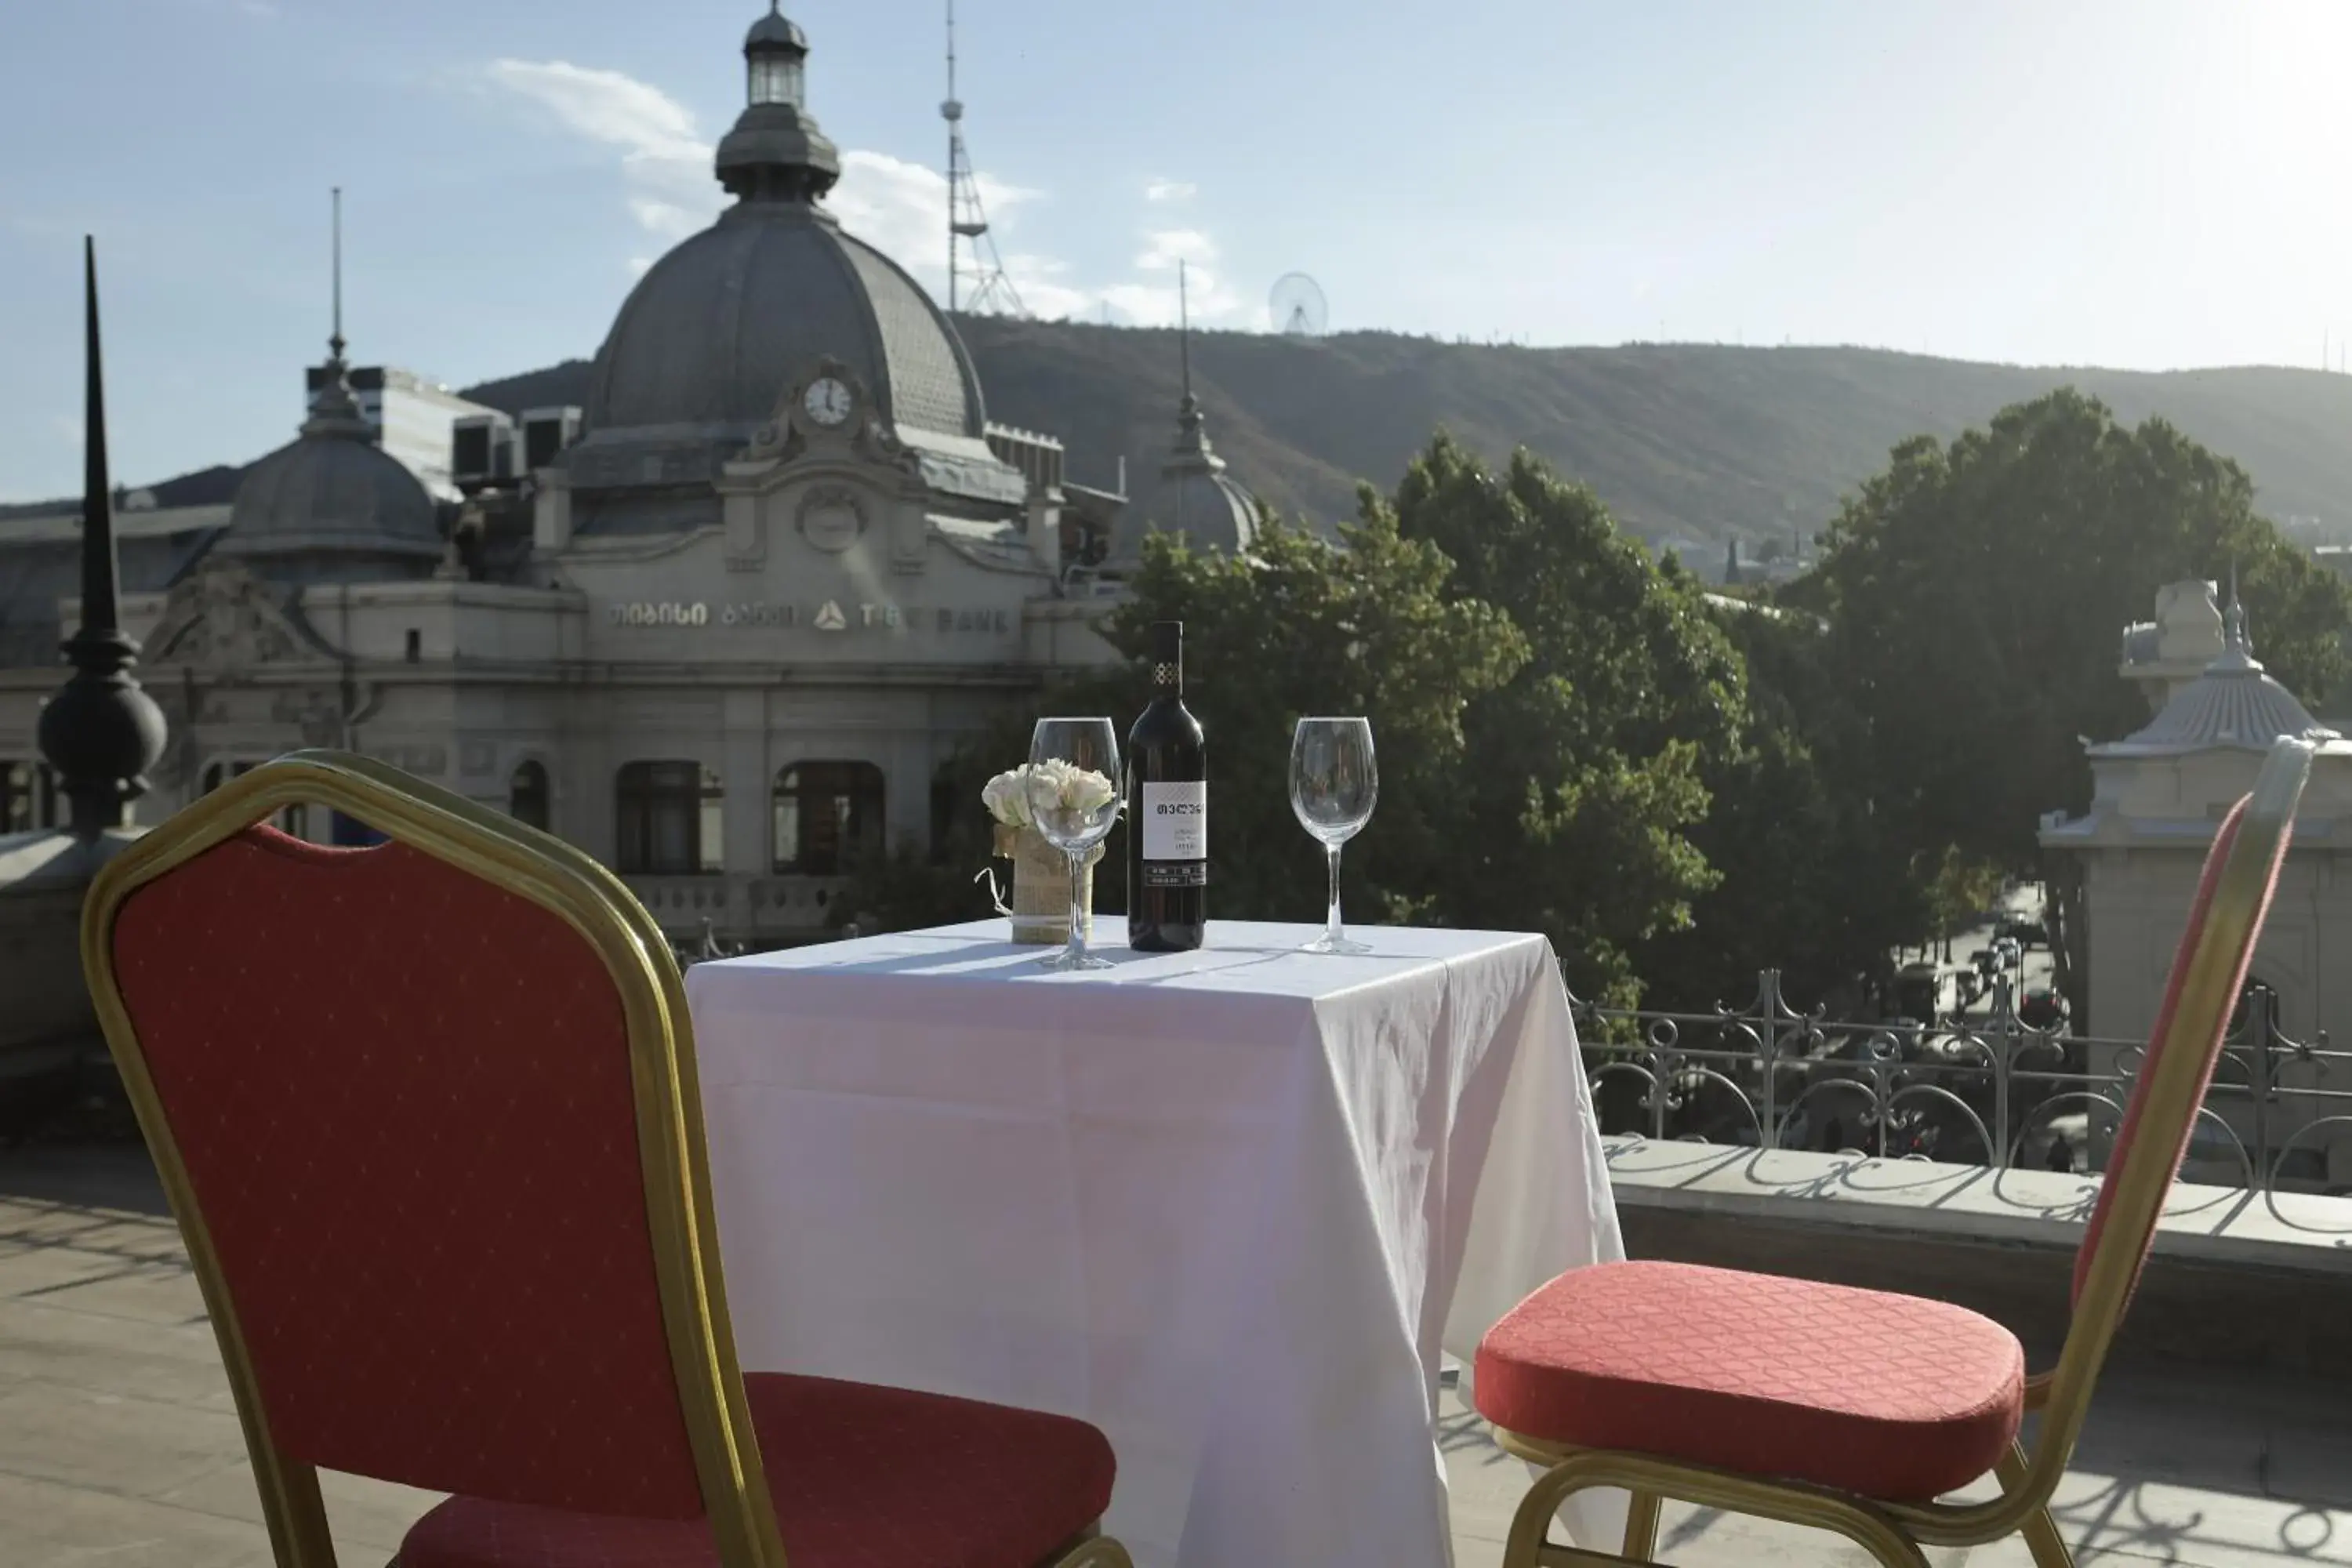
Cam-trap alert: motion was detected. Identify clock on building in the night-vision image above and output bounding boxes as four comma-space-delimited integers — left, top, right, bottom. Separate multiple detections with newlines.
802, 376, 853, 427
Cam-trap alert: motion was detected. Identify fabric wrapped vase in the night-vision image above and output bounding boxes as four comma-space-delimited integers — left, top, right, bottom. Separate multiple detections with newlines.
993, 822, 1103, 944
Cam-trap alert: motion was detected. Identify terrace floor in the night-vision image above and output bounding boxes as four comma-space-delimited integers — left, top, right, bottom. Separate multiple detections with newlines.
2, 1138, 2348, 1568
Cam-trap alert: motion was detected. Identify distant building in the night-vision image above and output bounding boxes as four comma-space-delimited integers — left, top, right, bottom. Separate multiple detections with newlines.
300, 364, 504, 499
2043, 579, 2352, 1189
0, 4, 1258, 946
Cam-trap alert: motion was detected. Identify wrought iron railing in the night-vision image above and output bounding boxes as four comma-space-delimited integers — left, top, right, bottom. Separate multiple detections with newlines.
1575, 972, 2352, 1215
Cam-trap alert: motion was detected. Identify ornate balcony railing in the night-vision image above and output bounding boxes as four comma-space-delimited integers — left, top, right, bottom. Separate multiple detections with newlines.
1575, 972, 2352, 1217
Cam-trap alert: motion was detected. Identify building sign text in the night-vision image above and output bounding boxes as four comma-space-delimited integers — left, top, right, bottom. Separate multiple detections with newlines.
606, 599, 1013, 636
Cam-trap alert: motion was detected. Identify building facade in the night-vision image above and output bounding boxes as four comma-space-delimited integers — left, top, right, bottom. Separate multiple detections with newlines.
0, 6, 1258, 948
2043, 579, 2352, 1186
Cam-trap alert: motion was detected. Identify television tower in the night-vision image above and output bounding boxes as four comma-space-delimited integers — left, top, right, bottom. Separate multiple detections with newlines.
943, 0, 1022, 316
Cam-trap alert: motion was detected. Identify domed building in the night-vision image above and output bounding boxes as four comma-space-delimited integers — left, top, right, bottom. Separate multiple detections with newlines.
1107, 301, 1261, 570
2041, 579, 2352, 1188
0, 3, 1237, 948
215, 346, 441, 582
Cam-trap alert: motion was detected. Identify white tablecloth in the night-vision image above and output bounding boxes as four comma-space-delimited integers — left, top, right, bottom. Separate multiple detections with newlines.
686, 920, 1624, 1568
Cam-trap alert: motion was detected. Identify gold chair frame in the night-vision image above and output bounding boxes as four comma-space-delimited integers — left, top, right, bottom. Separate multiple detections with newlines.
81, 749, 1134, 1568
1483, 735, 2315, 1568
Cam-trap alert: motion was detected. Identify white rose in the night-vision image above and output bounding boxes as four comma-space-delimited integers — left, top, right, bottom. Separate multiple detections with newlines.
1062, 767, 1117, 815
982, 768, 1033, 826
1025, 758, 1080, 820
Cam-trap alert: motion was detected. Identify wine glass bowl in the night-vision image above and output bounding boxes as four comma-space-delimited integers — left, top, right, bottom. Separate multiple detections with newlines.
1290, 717, 1377, 954
1029, 718, 1123, 971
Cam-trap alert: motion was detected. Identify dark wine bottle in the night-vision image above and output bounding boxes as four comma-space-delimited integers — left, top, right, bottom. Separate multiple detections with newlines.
1127, 619, 1207, 951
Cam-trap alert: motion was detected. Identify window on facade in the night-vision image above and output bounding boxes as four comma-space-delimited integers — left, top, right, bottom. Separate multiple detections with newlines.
2, 760, 59, 832
771, 761, 885, 874
616, 761, 723, 875
510, 760, 550, 832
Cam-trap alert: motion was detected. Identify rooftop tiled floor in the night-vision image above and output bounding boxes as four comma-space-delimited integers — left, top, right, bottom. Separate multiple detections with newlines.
2, 1140, 2347, 1567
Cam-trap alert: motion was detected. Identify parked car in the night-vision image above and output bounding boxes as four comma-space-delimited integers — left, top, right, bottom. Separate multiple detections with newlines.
2000, 920, 2050, 948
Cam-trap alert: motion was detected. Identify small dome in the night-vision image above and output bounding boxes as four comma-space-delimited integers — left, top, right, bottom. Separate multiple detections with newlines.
2100, 597, 2340, 755
222, 370, 439, 575
583, 202, 985, 443
746, 6, 807, 49
1109, 393, 1261, 564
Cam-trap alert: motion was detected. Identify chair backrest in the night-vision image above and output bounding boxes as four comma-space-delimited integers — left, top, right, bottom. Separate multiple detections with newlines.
2067, 736, 2308, 1319
82, 753, 784, 1565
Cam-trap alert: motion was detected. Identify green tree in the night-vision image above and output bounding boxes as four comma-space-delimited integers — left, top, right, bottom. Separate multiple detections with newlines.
1794, 388, 2352, 1011
1389, 436, 1747, 1004
1055, 504, 1530, 931
1637, 601, 1918, 1012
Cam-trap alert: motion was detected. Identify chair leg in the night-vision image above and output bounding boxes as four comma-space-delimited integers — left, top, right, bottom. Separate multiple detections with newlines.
1621, 1490, 1662, 1561
1501, 1448, 1933, 1568
1995, 1440, 2073, 1568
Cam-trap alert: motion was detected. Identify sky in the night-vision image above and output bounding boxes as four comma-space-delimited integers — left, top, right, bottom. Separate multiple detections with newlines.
5, 0, 2352, 500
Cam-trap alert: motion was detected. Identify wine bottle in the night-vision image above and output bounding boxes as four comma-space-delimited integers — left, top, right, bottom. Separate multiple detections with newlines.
1127, 619, 1207, 951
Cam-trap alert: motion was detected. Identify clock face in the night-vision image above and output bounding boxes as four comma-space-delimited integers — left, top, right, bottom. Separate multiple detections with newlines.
803, 376, 853, 427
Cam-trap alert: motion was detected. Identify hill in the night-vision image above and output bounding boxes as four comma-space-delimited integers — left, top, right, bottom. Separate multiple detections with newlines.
462, 328, 2352, 557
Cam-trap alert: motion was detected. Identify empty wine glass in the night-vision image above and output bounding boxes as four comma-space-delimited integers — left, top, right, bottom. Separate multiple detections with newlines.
1290, 717, 1377, 954
1028, 717, 1123, 971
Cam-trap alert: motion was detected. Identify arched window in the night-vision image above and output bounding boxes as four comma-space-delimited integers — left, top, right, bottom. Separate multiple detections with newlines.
510, 760, 550, 832
771, 761, 885, 874
617, 761, 723, 875
2, 760, 58, 832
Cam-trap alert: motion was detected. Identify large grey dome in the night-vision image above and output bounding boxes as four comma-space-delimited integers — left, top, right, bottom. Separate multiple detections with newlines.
584, 202, 985, 443
221, 368, 438, 576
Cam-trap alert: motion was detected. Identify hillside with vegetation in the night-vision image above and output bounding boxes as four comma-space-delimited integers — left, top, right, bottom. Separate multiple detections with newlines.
469, 328, 2352, 554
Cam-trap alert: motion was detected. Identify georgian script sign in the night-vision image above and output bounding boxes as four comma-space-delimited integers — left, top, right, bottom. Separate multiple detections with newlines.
605, 599, 1013, 635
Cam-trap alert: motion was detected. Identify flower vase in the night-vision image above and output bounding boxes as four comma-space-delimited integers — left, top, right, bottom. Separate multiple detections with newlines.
996, 822, 1102, 945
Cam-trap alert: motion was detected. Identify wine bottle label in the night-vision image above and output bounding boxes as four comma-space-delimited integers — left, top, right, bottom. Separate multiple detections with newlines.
1140, 781, 1207, 861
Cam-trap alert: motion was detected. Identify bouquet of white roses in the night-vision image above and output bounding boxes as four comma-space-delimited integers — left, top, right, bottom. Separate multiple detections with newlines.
982, 762, 1118, 830
977, 763, 1113, 942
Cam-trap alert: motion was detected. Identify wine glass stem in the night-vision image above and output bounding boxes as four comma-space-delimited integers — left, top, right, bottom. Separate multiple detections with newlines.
1325, 842, 1344, 948
1065, 849, 1087, 964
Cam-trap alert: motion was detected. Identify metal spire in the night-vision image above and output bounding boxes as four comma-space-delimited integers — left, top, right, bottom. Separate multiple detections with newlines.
1179, 259, 1192, 405
78, 239, 119, 643
329, 185, 345, 365
303, 189, 368, 438
35, 239, 167, 837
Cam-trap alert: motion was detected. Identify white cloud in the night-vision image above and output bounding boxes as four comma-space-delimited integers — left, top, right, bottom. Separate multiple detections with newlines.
1102, 230, 1245, 326
52, 416, 82, 447
474, 60, 1252, 325
831, 150, 1038, 276
481, 59, 720, 251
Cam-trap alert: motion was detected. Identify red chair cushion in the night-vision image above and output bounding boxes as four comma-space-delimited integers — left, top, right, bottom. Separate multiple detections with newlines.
1475, 1261, 2024, 1503
399, 1372, 1117, 1568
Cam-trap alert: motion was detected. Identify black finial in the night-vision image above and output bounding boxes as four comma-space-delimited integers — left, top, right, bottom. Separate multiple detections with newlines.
36, 239, 168, 838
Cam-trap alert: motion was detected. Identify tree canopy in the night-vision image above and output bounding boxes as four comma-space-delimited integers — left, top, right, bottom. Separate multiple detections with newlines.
841, 437, 1771, 1007
834, 392, 2348, 1026
1793, 389, 2350, 877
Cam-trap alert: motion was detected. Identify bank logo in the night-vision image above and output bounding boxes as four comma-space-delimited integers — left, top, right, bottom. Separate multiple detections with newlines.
813, 600, 849, 632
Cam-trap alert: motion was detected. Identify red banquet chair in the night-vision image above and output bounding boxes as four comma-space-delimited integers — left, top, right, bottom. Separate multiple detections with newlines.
82, 750, 1133, 1568
1472, 734, 2313, 1568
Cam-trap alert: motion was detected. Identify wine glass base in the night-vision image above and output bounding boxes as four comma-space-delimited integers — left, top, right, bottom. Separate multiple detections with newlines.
1303, 935, 1374, 956
1036, 949, 1113, 971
